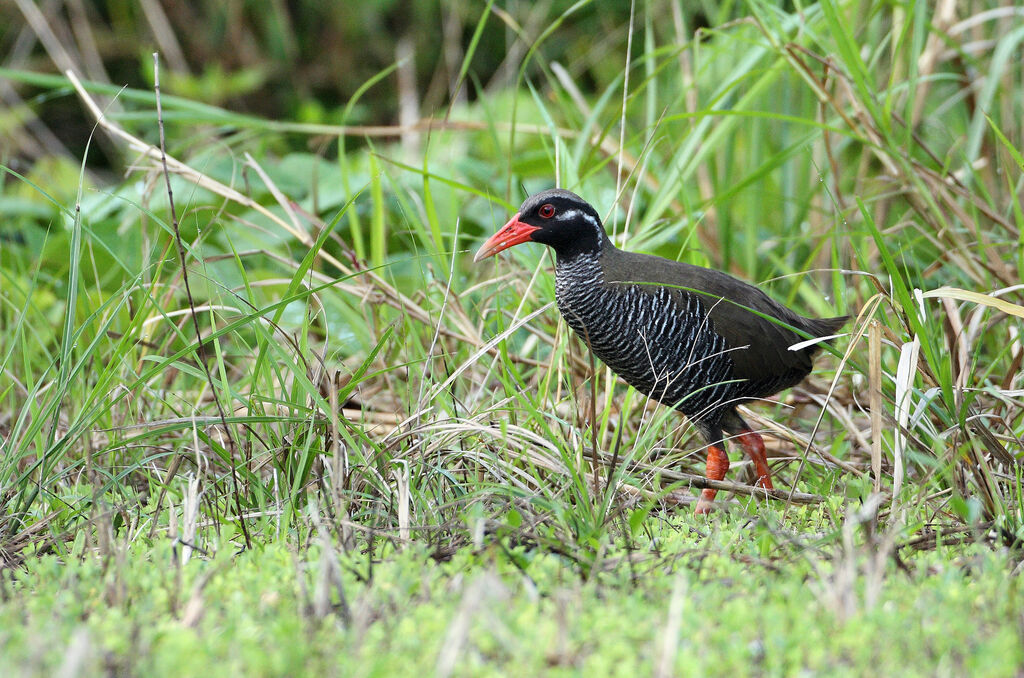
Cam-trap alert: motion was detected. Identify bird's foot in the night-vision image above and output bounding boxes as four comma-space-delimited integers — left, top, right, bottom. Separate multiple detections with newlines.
694, 495, 716, 515
738, 429, 775, 492
694, 444, 730, 515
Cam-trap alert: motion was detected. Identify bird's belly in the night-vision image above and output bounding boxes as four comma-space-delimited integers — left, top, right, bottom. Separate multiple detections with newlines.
556, 283, 737, 418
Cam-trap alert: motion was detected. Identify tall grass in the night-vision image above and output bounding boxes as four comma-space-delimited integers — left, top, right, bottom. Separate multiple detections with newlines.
1, 0, 1022, 572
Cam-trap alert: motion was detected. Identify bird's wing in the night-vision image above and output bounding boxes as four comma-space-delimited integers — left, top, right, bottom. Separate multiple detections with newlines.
603, 251, 822, 384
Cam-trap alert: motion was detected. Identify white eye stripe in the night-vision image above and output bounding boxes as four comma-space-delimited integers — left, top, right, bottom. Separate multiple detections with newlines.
556, 208, 604, 242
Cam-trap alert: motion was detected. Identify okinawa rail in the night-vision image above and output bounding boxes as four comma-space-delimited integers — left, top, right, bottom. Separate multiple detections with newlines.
475, 189, 846, 513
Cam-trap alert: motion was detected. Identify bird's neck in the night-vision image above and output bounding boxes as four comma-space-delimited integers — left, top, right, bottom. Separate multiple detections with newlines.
554, 246, 603, 280
553, 237, 615, 270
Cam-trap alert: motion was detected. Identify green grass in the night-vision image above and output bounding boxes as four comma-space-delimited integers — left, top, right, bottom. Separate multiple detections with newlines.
3, 518, 1021, 678
2, 0, 1024, 675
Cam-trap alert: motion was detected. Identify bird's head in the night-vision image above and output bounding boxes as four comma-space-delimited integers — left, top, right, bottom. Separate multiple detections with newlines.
473, 189, 607, 262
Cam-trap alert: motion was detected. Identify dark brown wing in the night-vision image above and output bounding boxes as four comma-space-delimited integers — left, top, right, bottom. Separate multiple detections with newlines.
602, 250, 845, 387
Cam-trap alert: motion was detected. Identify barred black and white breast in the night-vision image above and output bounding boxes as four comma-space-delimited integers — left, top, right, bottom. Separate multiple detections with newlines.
554, 250, 735, 424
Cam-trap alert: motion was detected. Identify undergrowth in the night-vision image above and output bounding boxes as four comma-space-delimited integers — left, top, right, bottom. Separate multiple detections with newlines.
1, 0, 1022, 601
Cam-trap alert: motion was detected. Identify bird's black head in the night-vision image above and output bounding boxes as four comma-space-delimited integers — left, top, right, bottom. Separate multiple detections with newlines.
473, 189, 608, 262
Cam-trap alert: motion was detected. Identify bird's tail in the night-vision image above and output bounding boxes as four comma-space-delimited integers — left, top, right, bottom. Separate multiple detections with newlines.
804, 315, 849, 341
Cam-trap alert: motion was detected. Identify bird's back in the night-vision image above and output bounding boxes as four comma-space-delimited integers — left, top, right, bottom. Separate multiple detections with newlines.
555, 245, 845, 421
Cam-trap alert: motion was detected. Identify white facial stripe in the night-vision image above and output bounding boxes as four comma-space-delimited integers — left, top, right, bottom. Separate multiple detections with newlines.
557, 208, 603, 242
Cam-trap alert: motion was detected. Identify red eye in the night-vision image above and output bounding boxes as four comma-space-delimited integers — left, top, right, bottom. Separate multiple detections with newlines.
538, 204, 556, 218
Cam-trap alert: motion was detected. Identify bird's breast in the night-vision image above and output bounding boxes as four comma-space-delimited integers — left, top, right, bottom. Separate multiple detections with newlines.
553, 255, 737, 418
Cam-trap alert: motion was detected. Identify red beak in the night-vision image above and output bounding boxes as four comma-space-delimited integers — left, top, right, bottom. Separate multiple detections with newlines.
473, 213, 541, 262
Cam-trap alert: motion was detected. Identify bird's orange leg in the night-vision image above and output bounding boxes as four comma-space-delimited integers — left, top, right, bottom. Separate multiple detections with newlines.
736, 428, 774, 490
694, 444, 729, 514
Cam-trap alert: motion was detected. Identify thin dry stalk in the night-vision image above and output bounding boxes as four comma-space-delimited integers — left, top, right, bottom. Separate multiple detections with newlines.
869, 320, 883, 492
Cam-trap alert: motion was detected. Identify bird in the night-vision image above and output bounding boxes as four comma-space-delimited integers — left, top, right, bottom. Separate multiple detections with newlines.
474, 188, 846, 513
